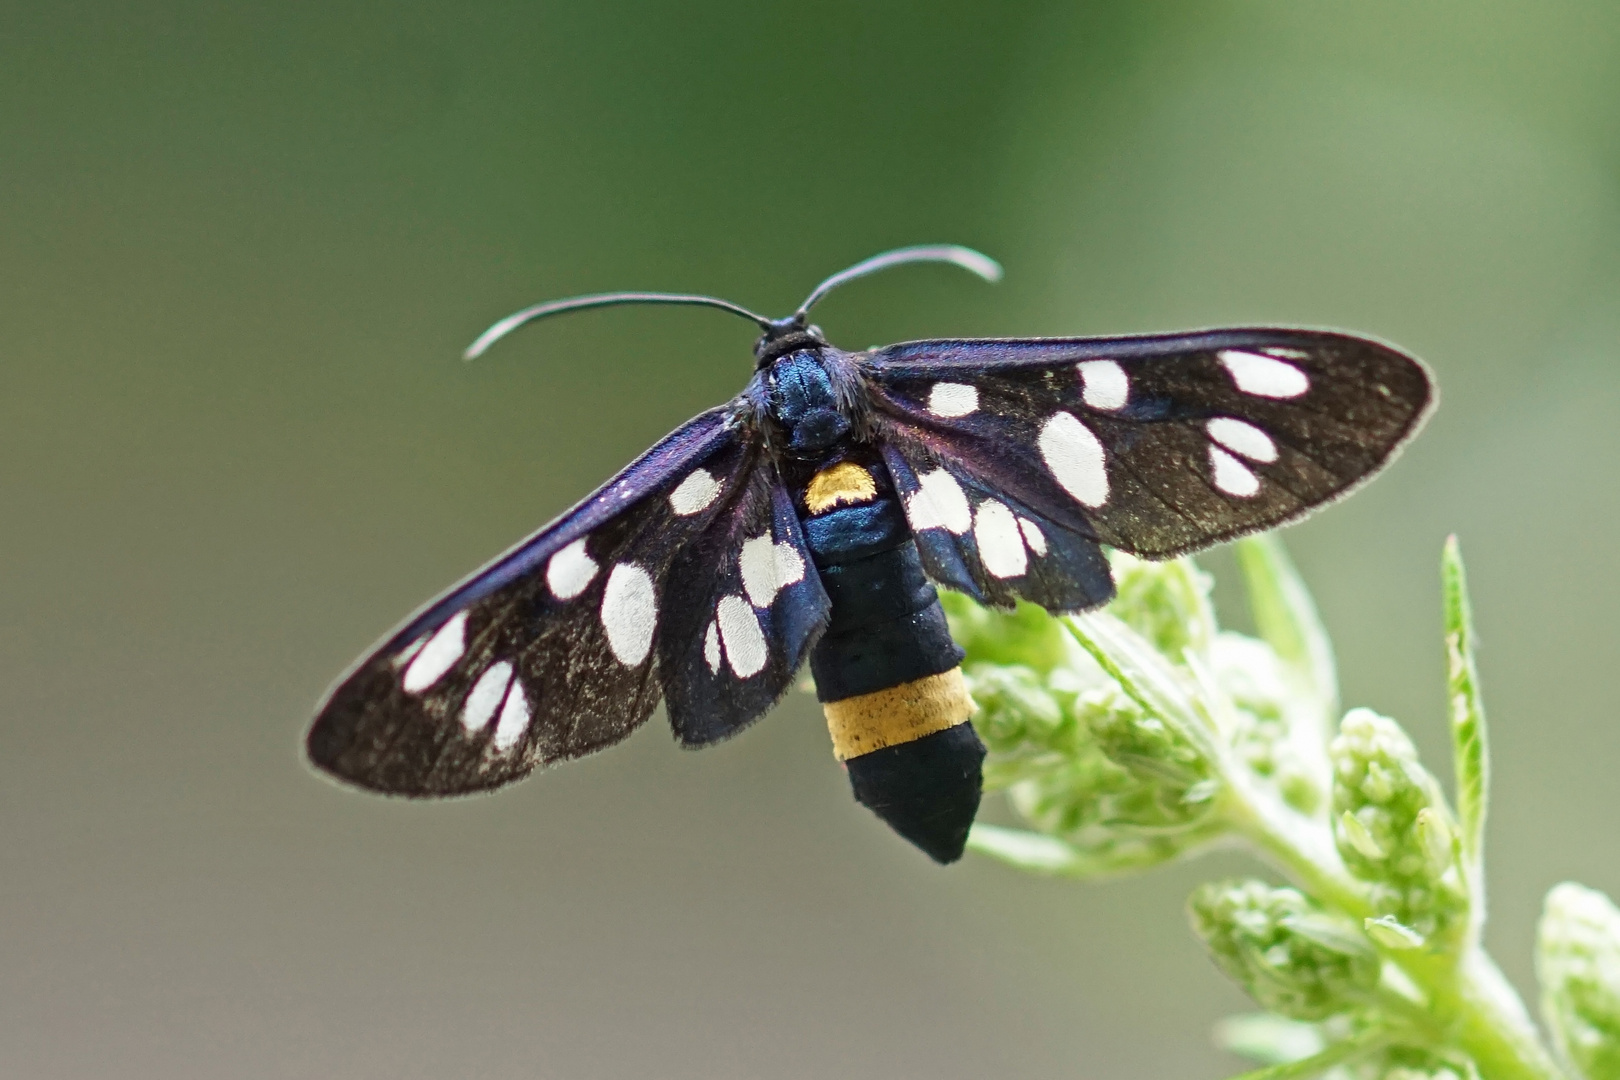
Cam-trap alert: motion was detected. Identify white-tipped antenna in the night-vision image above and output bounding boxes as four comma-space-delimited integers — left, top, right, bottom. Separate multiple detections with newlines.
463, 292, 775, 361
793, 244, 1003, 321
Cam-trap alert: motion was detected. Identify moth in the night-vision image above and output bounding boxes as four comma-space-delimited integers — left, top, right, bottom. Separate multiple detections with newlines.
307, 245, 1433, 863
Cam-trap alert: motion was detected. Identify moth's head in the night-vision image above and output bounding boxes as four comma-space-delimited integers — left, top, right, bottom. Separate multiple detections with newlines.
764, 348, 850, 455
753, 315, 827, 368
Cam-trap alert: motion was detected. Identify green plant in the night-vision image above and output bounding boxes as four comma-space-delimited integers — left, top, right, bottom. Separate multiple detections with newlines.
945, 535, 1620, 1080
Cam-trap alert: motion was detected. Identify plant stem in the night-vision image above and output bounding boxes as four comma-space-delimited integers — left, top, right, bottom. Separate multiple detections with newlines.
1429, 950, 1566, 1080
1222, 773, 1370, 921
1223, 770, 1566, 1080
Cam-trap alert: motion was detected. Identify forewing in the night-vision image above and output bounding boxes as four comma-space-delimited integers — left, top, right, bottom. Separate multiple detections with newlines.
865, 329, 1432, 564
308, 406, 764, 796
658, 477, 829, 746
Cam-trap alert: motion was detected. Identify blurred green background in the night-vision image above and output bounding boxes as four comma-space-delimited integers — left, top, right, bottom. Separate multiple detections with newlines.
5, 2, 1620, 1077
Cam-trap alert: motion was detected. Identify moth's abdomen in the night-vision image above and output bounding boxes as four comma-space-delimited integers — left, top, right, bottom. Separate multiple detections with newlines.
800, 457, 984, 864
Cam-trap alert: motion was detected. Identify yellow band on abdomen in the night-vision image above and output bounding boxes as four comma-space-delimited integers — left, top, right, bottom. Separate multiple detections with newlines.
823, 668, 977, 761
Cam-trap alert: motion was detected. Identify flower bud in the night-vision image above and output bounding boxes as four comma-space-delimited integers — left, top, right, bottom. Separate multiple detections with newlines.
1002, 683, 1222, 870
941, 592, 1069, 674
1214, 632, 1326, 815
1085, 686, 1210, 794
1189, 879, 1380, 1020
964, 665, 1066, 755
1537, 882, 1620, 1080
1365, 915, 1426, 951
951, 592, 1226, 876
1415, 808, 1457, 877
1108, 552, 1216, 660
1341, 810, 1387, 860
1330, 708, 1467, 945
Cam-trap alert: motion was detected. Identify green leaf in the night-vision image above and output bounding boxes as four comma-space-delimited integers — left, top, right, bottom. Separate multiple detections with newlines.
964, 824, 1110, 876
1441, 536, 1489, 873
1063, 610, 1222, 765
1213, 1013, 1325, 1066
1236, 535, 1339, 720
966, 823, 1210, 878
1220, 1029, 1388, 1080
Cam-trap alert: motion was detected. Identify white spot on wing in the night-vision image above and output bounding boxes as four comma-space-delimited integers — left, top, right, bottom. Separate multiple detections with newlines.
905, 469, 972, 534
1210, 446, 1261, 497
974, 500, 1027, 579
1207, 417, 1278, 463
1039, 412, 1109, 507
669, 469, 722, 516
402, 611, 468, 693
703, 620, 721, 674
740, 532, 808, 608
492, 679, 530, 751
774, 542, 805, 591
1017, 516, 1047, 556
547, 538, 598, 600
739, 534, 777, 607
600, 563, 657, 665
1079, 360, 1128, 410
717, 594, 767, 678
1218, 350, 1309, 398
927, 382, 978, 418
461, 660, 515, 733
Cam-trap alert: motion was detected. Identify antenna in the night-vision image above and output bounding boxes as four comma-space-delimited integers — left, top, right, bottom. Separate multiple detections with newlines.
793, 244, 1002, 321
464, 292, 775, 361
464, 244, 1003, 360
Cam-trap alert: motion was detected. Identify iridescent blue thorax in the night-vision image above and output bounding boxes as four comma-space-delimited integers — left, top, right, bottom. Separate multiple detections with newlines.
762, 349, 854, 457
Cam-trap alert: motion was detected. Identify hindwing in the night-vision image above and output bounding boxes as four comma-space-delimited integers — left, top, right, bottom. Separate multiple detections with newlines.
659, 477, 829, 746
879, 445, 1114, 614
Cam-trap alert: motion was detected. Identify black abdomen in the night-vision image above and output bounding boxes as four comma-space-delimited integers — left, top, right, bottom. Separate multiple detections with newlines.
799, 455, 984, 864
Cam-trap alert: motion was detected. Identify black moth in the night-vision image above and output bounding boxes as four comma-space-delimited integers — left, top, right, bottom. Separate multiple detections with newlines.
308, 245, 1433, 863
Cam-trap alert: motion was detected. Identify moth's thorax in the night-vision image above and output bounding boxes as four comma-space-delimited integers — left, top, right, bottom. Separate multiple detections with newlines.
764, 349, 853, 456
